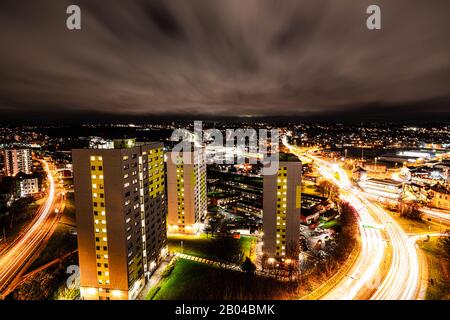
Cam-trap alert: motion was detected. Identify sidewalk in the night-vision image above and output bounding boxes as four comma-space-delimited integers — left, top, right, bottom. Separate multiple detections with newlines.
175, 253, 242, 272
135, 255, 174, 300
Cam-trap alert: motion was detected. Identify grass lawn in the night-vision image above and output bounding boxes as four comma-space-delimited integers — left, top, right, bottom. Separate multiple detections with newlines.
388, 211, 441, 234
11, 203, 39, 230
320, 218, 340, 230
418, 237, 450, 300
168, 234, 257, 262
240, 236, 256, 261
3, 198, 43, 242
149, 258, 295, 300
167, 234, 214, 258
149, 259, 214, 300
29, 223, 77, 270
302, 182, 321, 196
59, 192, 76, 226
207, 192, 228, 198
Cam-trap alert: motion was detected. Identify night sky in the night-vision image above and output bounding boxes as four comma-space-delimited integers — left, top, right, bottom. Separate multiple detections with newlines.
0, 0, 450, 123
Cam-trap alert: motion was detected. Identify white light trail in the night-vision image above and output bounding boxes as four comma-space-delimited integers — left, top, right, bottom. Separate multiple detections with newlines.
0, 160, 57, 293
283, 137, 424, 300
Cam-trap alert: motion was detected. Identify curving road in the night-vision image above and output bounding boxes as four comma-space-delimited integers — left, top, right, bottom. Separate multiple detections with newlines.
0, 160, 62, 297
420, 207, 450, 226
310, 154, 386, 300
283, 138, 424, 300
366, 198, 421, 300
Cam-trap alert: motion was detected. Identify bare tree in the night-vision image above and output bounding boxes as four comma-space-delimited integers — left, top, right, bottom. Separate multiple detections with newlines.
260, 253, 269, 273
241, 257, 257, 274
438, 230, 450, 258
400, 201, 423, 221
317, 180, 334, 197
285, 240, 301, 280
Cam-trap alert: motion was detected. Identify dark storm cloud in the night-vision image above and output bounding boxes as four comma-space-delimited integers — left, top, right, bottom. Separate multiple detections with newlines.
0, 0, 450, 121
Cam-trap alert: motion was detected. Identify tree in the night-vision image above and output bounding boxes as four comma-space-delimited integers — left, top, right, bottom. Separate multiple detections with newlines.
55, 287, 80, 300
260, 253, 269, 272
438, 230, 450, 258
285, 240, 300, 263
299, 235, 309, 252
317, 180, 334, 197
241, 257, 256, 274
329, 185, 339, 199
285, 240, 300, 280
209, 219, 219, 232
209, 236, 242, 266
400, 201, 423, 221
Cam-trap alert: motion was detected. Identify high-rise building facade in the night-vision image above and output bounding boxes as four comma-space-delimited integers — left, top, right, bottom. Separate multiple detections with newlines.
3, 149, 32, 176
263, 154, 302, 262
72, 139, 167, 300
167, 147, 207, 234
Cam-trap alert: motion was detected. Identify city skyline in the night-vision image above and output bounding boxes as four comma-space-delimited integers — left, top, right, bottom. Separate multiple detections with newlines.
0, 0, 449, 307
0, 122, 449, 302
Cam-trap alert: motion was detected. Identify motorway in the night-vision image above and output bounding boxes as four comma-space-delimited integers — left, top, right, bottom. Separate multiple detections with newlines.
421, 207, 450, 227
0, 160, 64, 297
283, 138, 425, 300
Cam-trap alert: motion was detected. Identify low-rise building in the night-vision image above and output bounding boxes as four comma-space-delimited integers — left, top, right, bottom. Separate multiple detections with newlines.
428, 184, 450, 210
207, 167, 263, 217
300, 194, 334, 225
15, 176, 39, 198
352, 167, 367, 182
359, 178, 404, 200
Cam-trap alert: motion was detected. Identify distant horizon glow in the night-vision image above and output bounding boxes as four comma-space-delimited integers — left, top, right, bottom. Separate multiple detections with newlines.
0, 0, 450, 123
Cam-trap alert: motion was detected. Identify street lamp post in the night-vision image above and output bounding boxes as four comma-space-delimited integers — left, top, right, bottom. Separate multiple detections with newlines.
375, 157, 378, 170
